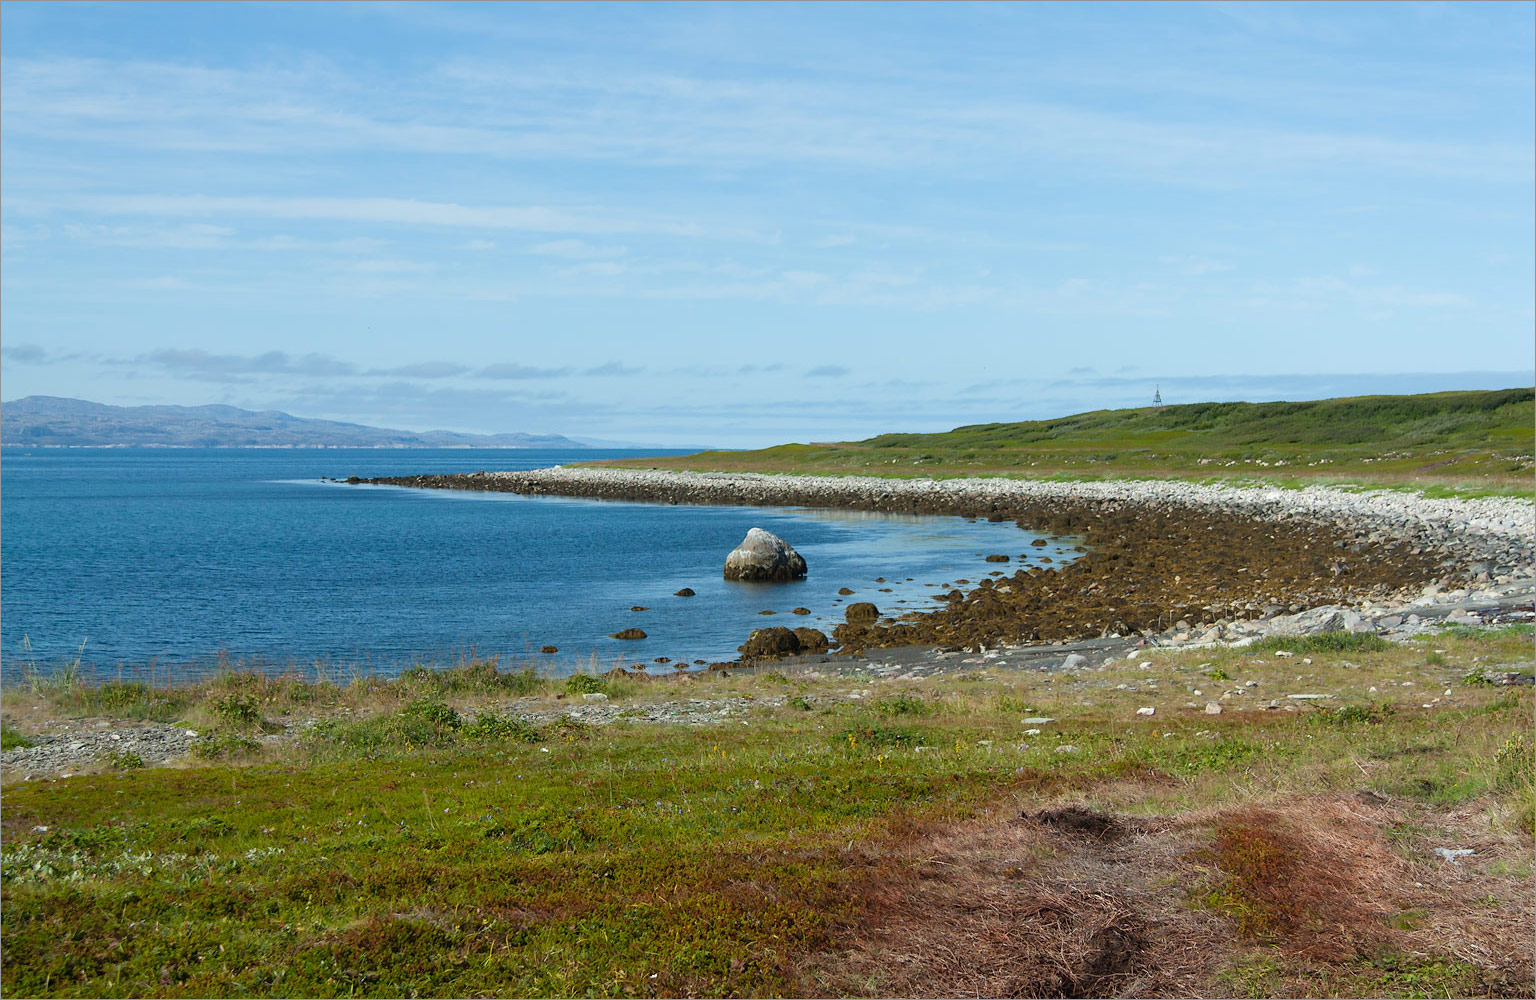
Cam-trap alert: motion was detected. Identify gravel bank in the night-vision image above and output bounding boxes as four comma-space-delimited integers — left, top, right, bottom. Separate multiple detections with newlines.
364, 468, 1533, 576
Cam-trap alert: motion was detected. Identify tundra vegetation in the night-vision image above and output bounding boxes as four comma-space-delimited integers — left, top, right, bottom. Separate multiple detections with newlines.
3, 626, 1532, 998
595, 388, 1536, 495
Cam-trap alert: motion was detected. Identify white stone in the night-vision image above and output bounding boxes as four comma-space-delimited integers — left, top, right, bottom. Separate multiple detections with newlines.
1136, 706, 1156, 716
723, 527, 807, 582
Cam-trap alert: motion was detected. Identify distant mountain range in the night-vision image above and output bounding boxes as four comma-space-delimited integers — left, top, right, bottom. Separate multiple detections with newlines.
0, 396, 588, 449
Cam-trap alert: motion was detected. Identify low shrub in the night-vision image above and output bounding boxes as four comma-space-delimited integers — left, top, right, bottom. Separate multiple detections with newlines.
1253, 632, 1391, 655
876, 693, 931, 717
564, 674, 608, 696
192, 733, 261, 760
102, 749, 145, 770
461, 712, 542, 743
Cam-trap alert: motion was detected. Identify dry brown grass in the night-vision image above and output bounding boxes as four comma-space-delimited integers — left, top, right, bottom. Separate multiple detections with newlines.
801, 792, 1534, 998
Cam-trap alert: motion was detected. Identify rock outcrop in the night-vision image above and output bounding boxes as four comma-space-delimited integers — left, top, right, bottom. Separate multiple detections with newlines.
723, 528, 807, 582
738, 625, 832, 659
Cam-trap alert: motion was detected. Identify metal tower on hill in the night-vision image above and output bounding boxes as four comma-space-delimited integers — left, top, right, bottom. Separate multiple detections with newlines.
1152, 385, 1163, 409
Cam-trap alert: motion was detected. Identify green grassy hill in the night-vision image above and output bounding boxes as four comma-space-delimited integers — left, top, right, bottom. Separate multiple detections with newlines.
600, 388, 1536, 492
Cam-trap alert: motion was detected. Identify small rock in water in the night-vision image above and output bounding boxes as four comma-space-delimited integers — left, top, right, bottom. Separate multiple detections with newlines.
838, 587, 855, 595
792, 607, 811, 615
631, 606, 649, 612
674, 588, 696, 597
610, 628, 647, 640
540, 645, 558, 654
845, 602, 880, 623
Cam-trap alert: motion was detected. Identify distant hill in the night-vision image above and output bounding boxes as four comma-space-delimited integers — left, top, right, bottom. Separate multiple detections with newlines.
0, 396, 587, 449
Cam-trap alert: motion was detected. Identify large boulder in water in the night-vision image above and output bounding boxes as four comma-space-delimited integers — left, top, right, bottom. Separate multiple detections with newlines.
723, 528, 807, 582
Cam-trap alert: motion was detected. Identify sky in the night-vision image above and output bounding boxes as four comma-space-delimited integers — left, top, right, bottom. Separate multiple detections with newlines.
1, 1, 1532, 447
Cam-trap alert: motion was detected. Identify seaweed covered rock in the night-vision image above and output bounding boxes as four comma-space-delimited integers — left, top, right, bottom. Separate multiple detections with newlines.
738, 626, 801, 658
792, 627, 831, 653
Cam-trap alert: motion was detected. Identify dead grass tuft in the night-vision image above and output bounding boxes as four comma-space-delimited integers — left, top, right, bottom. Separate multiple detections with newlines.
805, 793, 1534, 997
803, 805, 1225, 997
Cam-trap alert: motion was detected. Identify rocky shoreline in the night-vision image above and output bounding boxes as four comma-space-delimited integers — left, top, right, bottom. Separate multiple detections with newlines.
359, 468, 1533, 656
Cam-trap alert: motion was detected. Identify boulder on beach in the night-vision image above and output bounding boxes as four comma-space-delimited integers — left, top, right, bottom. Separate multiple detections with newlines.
793, 627, 831, 653
845, 602, 880, 623
738, 625, 833, 659
739, 626, 801, 658
723, 528, 807, 582
1265, 606, 1373, 637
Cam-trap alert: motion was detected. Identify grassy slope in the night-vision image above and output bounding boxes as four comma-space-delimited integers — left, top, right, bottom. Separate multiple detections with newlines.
593, 388, 1536, 493
2, 628, 1532, 998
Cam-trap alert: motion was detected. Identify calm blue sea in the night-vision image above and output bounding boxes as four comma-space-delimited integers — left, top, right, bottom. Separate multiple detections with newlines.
0, 449, 1071, 679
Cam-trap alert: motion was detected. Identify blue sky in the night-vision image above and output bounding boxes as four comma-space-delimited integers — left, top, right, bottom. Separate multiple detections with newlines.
2, 1, 1531, 447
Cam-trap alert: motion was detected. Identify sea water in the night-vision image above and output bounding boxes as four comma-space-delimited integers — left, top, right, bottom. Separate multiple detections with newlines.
0, 449, 1075, 679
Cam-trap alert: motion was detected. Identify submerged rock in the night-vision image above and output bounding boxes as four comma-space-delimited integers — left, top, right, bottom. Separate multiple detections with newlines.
723, 528, 807, 582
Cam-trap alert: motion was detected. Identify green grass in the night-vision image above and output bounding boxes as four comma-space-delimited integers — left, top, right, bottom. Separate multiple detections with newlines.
590, 387, 1536, 494
1250, 632, 1393, 655
1, 723, 34, 750
3, 626, 1533, 997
